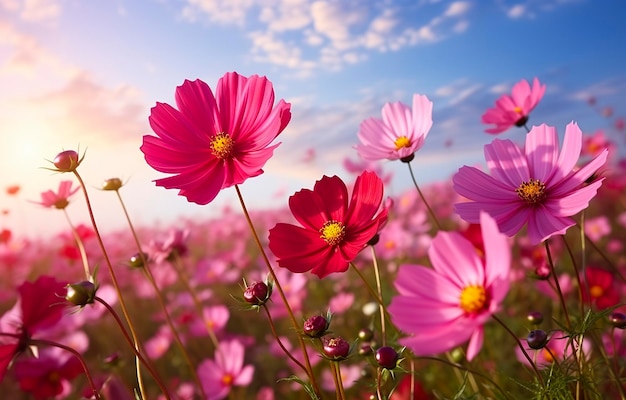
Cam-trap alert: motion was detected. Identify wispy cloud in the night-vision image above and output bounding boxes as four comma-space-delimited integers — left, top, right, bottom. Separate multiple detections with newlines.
180, 0, 472, 75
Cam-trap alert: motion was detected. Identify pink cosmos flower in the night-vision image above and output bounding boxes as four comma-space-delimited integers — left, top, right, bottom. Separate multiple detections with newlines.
482, 77, 546, 134
584, 215, 611, 242
453, 123, 608, 245
515, 331, 591, 369
33, 180, 79, 209
268, 171, 388, 278
141, 72, 292, 205
387, 212, 510, 361
197, 339, 254, 400
13, 349, 83, 399
355, 94, 433, 161
0, 276, 68, 382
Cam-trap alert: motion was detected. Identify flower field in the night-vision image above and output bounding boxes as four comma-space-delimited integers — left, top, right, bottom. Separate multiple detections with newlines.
0, 73, 625, 399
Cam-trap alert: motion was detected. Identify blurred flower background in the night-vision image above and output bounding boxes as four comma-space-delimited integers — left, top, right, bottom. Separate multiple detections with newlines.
1, 0, 625, 238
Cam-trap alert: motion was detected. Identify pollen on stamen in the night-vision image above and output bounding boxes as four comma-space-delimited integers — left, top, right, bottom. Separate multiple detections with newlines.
394, 136, 411, 151
319, 220, 346, 246
459, 285, 487, 314
210, 132, 235, 159
515, 179, 546, 205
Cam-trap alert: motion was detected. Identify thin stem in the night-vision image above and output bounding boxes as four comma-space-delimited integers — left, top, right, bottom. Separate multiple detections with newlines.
409, 358, 416, 400
234, 185, 320, 397
544, 240, 571, 329
170, 252, 219, 347
261, 304, 308, 374
406, 161, 442, 230
369, 246, 388, 347
95, 297, 171, 398
30, 338, 102, 400
350, 263, 383, 305
330, 362, 343, 400
492, 314, 545, 387
72, 170, 147, 398
334, 361, 347, 400
110, 189, 207, 398
62, 208, 92, 280
415, 356, 515, 400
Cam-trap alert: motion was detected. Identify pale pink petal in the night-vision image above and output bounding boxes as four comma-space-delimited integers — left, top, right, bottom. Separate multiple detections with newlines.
429, 231, 485, 287
465, 327, 484, 361
485, 139, 529, 186
525, 124, 559, 181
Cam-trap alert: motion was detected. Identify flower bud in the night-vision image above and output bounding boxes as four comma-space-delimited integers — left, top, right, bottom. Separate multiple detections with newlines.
101, 178, 123, 191
303, 315, 329, 338
323, 336, 350, 360
128, 252, 148, 268
527, 329, 548, 350
535, 263, 551, 280
243, 281, 270, 305
53, 150, 81, 172
358, 343, 373, 356
66, 281, 97, 306
526, 311, 544, 325
609, 312, 626, 329
367, 233, 380, 246
375, 346, 399, 370
358, 328, 374, 342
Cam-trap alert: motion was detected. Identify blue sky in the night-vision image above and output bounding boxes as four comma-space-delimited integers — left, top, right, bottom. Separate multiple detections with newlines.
1, 0, 625, 238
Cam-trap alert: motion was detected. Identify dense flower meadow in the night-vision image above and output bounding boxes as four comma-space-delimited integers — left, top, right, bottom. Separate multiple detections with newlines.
0, 72, 625, 399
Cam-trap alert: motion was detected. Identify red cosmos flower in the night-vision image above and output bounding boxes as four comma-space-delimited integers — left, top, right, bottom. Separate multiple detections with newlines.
481, 77, 546, 134
0, 276, 67, 382
6, 185, 20, 196
268, 171, 388, 278
14, 351, 83, 399
583, 267, 619, 309
141, 72, 292, 205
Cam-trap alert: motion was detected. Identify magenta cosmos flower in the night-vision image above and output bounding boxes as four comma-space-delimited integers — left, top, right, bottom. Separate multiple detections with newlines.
482, 77, 546, 134
388, 212, 510, 361
453, 122, 608, 245
268, 171, 388, 278
32, 180, 79, 209
141, 72, 292, 205
197, 339, 254, 400
355, 94, 433, 161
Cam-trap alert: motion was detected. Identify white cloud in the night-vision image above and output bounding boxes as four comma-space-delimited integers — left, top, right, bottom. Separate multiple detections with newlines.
444, 1, 471, 17
0, 0, 62, 22
507, 4, 528, 18
180, 0, 473, 74
181, 0, 255, 25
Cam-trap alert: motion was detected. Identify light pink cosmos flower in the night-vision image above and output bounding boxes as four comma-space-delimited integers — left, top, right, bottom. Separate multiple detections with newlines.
141, 72, 291, 205
197, 339, 254, 400
355, 94, 433, 161
387, 212, 510, 361
482, 77, 546, 134
453, 123, 608, 245
33, 180, 79, 209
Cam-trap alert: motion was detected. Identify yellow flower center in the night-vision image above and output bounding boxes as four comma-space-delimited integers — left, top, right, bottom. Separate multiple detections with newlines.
514, 106, 523, 114
210, 132, 234, 159
459, 285, 487, 314
53, 199, 69, 209
394, 136, 411, 150
221, 373, 233, 386
515, 179, 546, 205
542, 347, 554, 363
320, 220, 346, 246
590, 285, 604, 298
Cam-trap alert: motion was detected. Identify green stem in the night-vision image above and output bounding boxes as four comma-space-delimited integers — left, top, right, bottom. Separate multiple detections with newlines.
111, 188, 207, 399
406, 161, 442, 230
234, 185, 321, 397
95, 297, 171, 398
72, 170, 147, 398
62, 209, 92, 280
